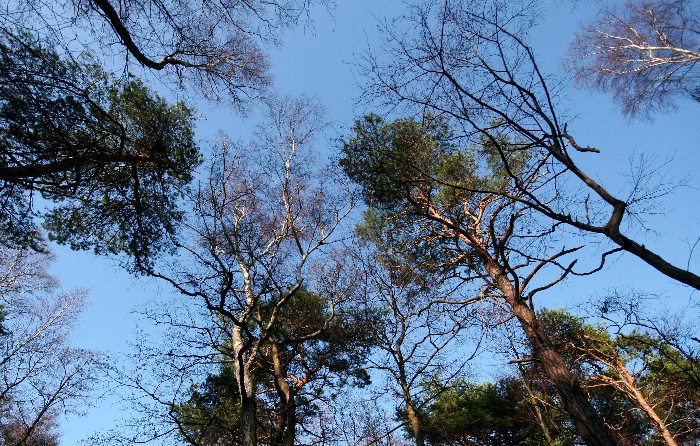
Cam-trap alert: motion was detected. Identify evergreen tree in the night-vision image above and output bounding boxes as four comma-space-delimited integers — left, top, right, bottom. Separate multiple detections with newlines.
0, 28, 200, 258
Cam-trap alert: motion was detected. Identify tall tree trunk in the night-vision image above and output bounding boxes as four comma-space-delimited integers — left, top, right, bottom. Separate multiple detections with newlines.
233, 326, 257, 446
282, 391, 297, 446
240, 393, 257, 446
486, 263, 619, 446
394, 347, 425, 446
405, 398, 426, 446
270, 341, 297, 446
425, 202, 620, 446
510, 297, 619, 446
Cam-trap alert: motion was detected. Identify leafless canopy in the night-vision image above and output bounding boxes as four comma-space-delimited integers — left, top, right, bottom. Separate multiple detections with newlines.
571, 0, 700, 116
123, 97, 356, 446
0, 245, 101, 445
3, 0, 326, 102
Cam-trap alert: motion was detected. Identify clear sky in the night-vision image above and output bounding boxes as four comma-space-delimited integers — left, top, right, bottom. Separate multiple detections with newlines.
52, 0, 699, 443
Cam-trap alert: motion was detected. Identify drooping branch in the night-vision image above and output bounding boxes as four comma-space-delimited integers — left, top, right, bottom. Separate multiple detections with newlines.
90, 0, 208, 71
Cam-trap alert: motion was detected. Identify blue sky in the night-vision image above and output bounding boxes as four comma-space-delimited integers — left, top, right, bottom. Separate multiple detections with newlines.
51, 0, 699, 442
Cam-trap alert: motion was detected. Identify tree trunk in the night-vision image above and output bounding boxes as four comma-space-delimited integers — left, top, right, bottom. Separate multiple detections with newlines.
485, 261, 619, 446
270, 341, 297, 446
232, 326, 257, 446
282, 392, 297, 446
396, 347, 425, 446
240, 394, 257, 446
405, 399, 426, 446
510, 297, 619, 446
426, 202, 621, 446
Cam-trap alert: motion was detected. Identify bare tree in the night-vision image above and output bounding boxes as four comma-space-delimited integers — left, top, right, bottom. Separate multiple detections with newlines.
0, 245, 101, 446
570, 0, 700, 117
353, 242, 479, 446
2, 0, 327, 102
324, 397, 413, 446
126, 97, 355, 446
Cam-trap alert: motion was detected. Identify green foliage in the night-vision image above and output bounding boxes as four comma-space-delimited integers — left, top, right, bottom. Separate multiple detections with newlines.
615, 332, 700, 443
534, 308, 700, 444
343, 114, 467, 276
173, 289, 373, 444
0, 28, 200, 260
413, 376, 556, 446
341, 114, 530, 213
262, 289, 374, 389
537, 309, 614, 371
342, 114, 532, 277
405, 310, 700, 446
340, 114, 473, 213
171, 366, 243, 445
618, 330, 700, 390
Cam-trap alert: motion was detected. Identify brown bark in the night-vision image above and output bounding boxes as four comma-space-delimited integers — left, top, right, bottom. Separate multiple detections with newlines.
509, 297, 618, 446
282, 396, 296, 446
394, 326, 425, 446
270, 341, 296, 446
606, 230, 700, 291
422, 201, 621, 446
405, 399, 426, 446
614, 357, 679, 446
483, 258, 620, 446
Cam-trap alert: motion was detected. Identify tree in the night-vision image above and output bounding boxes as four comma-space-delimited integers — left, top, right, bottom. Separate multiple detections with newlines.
259, 289, 373, 446
414, 376, 556, 446
1, 0, 327, 252
170, 365, 246, 445
125, 97, 355, 446
407, 316, 696, 446
361, 0, 699, 289
341, 114, 623, 446
0, 28, 200, 257
0, 243, 101, 446
2, 0, 326, 102
170, 289, 373, 446
352, 230, 478, 446
570, 0, 700, 117
530, 308, 700, 446
1, 413, 59, 446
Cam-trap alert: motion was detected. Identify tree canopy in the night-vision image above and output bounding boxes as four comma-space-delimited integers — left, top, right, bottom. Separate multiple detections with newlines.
0, 28, 200, 258
570, 0, 700, 117
1, 0, 697, 444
